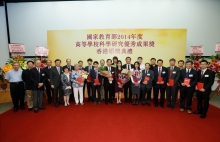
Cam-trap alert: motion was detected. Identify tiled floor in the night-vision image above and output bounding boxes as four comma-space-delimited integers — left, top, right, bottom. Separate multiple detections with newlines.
0, 94, 220, 114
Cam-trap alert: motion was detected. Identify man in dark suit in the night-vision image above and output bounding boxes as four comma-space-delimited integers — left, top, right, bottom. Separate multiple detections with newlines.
122, 57, 134, 103
179, 60, 197, 114
194, 60, 215, 118
150, 58, 157, 71
43, 60, 53, 104
63, 58, 74, 101
90, 61, 102, 105
166, 58, 180, 109
22, 60, 34, 111
104, 59, 115, 104
84, 58, 94, 101
30, 60, 46, 113
153, 59, 168, 108
99, 59, 106, 100
78, 60, 85, 71
78, 60, 86, 97
141, 63, 154, 106
63, 58, 74, 72
175, 60, 185, 103
50, 59, 63, 108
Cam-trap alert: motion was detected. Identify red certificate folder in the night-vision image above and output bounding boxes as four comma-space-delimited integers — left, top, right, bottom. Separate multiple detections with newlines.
197, 82, 204, 90
94, 78, 100, 85
169, 79, 174, 86
77, 77, 83, 84
184, 78, 191, 86
117, 78, 122, 84
87, 75, 91, 82
157, 77, 163, 83
144, 77, 150, 82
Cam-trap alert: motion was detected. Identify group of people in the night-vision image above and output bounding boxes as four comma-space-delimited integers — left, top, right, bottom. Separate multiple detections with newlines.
5, 56, 215, 119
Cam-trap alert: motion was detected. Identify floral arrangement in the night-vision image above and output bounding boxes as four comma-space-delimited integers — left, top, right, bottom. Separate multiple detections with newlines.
2, 64, 13, 74
33, 57, 47, 68
80, 70, 88, 79
117, 69, 131, 88
132, 70, 142, 87
5, 55, 27, 70
0, 67, 6, 83
1, 55, 26, 75
98, 66, 106, 72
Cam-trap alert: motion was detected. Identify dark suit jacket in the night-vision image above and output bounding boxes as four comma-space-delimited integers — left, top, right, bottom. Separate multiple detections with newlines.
153, 66, 168, 88
85, 66, 94, 75
122, 64, 134, 70
43, 66, 52, 83
167, 66, 180, 86
103, 66, 115, 87
141, 69, 154, 88
90, 68, 102, 86
179, 68, 197, 87
63, 65, 74, 71
61, 74, 72, 90
79, 67, 85, 71
50, 66, 63, 87
30, 68, 46, 90
22, 69, 32, 90
150, 64, 157, 71
197, 69, 215, 92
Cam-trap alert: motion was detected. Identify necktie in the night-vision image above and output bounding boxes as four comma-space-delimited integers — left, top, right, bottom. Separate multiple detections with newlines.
108, 67, 111, 72
128, 64, 130, 70
95, 69, 98, 78
158, 68, 161, 77
57, 67, 60, 75
201, 71, 204, 78
89, 66, 91, 72
169, 67, 173, 79
185, 69, 190, 78
38, 68, 40, 81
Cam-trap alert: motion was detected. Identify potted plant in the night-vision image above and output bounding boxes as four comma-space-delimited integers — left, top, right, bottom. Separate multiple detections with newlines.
0, 67, 7, 90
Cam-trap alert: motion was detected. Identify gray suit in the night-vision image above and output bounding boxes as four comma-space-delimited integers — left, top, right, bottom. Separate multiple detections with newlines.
141, 69, 154, 104
166, 66, 180, 107
61, 74, 72, 95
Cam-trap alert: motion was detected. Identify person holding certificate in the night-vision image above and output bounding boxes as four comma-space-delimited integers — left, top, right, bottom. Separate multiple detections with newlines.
90, 61, 102, 105
114, 60, 123, 104
131, 61, 142, 105
103, 59, 115, 105
141, 63, 154, 106
166, 58, 180, 109
71, 64, 84, 106
193, 60, 215, 118
122, 57, 134, 103
153, 59, 168, 108
84, 58, 94, 102
179, 61, 197, 113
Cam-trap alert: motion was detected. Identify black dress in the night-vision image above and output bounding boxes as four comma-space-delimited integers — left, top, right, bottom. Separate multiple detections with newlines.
114, 68, 123, 93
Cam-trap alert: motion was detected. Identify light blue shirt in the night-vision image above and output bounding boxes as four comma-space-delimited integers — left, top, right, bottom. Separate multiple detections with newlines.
5, 69, 23, 82
71, 70, 84, 88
